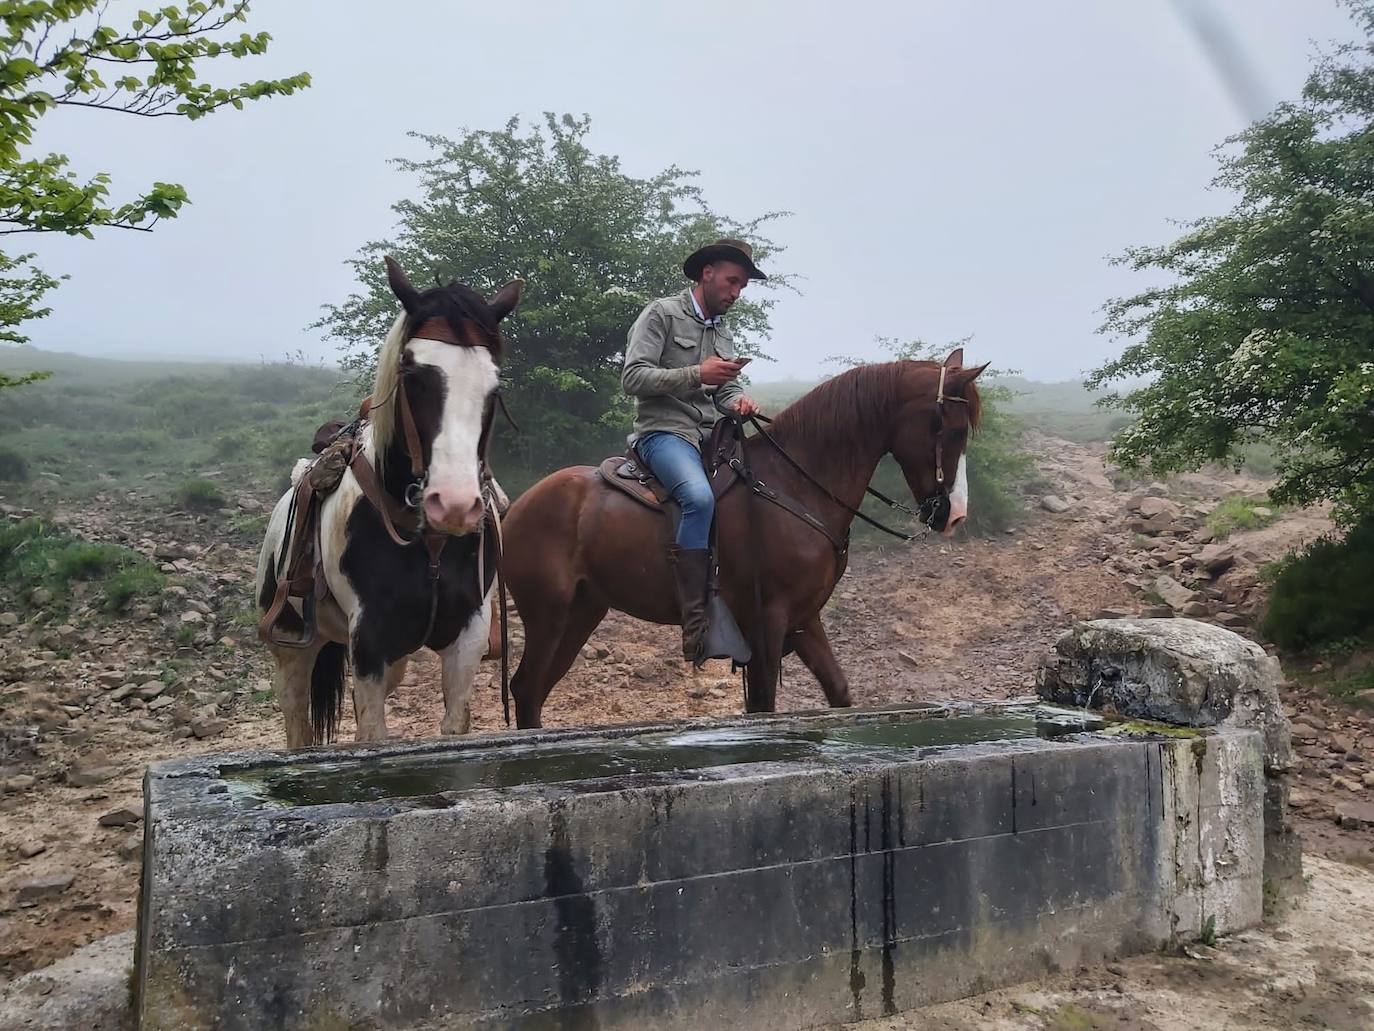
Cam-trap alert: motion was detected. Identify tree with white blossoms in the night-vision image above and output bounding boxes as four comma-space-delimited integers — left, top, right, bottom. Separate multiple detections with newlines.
1088, 0, 1374, 525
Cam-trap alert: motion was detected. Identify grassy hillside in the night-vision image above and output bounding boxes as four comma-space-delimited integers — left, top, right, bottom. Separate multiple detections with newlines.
0, 347, 351, 509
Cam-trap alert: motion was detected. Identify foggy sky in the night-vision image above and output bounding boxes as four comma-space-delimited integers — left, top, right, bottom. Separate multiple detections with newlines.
13, 0, 1360, 381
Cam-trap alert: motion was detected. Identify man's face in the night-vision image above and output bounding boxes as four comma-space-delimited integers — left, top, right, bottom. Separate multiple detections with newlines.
699, 260, 750, 317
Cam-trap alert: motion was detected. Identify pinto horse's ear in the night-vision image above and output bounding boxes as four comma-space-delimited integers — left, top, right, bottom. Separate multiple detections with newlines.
488, 279, 524, 322
943, 347, 964, 370
384, 256, 422, 315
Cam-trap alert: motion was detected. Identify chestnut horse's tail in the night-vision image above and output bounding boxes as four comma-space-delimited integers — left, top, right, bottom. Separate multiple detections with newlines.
310, 641, 348, 743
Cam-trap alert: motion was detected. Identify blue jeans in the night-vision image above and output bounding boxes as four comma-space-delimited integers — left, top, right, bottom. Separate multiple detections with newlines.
636, 432, 713, 550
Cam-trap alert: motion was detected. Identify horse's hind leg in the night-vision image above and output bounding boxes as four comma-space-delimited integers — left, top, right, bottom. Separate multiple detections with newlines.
788, 614, 853, 707
511, 609, 565, 730
439, 593, 491, 735
537, 596, 609, 709
270, 642, 324, 748
511, 592, 607, 730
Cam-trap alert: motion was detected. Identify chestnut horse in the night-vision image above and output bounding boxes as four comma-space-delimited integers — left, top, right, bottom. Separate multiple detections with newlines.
500, 351, 985, 728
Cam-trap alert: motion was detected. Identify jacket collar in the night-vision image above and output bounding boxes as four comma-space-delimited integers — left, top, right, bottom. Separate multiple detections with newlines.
679, 288, 721, 328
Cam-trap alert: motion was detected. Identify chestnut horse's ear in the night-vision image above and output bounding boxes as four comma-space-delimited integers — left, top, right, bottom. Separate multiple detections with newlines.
385, 256, 422, 315
488, 279, 524, 322
943, 347, 964, 370
951, 362, 990, 389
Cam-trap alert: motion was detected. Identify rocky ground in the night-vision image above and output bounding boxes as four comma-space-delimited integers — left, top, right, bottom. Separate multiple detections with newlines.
2, 433, 1373, 1027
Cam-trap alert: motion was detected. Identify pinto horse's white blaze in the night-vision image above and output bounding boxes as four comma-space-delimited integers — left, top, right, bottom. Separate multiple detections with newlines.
944, 453, 969, 536
406, 338, 499, 535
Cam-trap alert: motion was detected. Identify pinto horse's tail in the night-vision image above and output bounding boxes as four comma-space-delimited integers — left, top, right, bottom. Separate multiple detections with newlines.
310, 642, 348, 744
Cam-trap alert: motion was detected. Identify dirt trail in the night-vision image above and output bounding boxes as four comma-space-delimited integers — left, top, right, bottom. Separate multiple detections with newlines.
845, 854, 1374, 1031
4, 434, 1374, 1027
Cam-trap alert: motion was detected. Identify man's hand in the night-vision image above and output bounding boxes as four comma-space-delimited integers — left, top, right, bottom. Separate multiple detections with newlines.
700, 356, 743, 386
732, 395, 761, 418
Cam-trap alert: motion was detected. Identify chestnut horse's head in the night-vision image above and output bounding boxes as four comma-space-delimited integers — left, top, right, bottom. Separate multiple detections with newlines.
887, 349, 987, 537
370, 256, 523, 535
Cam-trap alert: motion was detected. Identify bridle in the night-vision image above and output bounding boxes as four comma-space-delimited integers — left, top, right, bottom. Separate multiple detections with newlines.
734, 365, 969, 549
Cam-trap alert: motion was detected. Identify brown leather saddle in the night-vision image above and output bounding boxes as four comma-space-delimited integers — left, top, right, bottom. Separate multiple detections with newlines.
596, 420, 743, 513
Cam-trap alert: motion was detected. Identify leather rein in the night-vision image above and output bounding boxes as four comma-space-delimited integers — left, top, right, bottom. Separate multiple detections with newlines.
347, 318, 517, 723
726, 364, 968, 552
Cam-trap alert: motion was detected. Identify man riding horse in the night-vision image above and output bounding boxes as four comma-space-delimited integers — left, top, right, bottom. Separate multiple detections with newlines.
622, 238, 766, 664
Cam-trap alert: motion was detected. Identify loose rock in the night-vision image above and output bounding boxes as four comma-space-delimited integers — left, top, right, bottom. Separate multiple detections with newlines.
190, 717, 228, 740
16, 872, 76, 904
98, 807, 141, 828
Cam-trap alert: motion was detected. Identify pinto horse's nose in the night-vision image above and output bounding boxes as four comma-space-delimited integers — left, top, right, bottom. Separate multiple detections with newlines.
422, 485, 485, 535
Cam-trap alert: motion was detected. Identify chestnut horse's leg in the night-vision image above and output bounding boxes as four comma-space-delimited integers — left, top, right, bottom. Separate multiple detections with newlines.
743, 607, 789, 713
511, 592, 608, 730
536, 598, 609, 710
510, 604, 568, 730
787, 614, 853, 707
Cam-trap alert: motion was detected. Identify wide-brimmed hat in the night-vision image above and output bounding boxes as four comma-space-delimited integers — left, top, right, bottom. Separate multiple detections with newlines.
682, 238, 767, 282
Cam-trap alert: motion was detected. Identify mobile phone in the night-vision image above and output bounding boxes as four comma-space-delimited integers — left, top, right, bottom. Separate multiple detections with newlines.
733, 357, 752, 368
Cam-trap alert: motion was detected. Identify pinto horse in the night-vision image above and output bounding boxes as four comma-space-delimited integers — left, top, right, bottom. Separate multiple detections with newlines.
255, 257, 522, 747
500, 350, 986, 728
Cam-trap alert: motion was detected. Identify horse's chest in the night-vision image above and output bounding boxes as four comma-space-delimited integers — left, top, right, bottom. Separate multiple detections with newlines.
339, 505, 491, 657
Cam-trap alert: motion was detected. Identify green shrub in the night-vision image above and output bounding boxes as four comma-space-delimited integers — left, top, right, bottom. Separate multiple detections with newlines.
1207, 495, 1279, 539
105, 564, 165, 611
0, 445, 29, 482
1263, 520, 1374, 651
0, 518, 164, 610
0, 518, 44, 559
174, 478, 226, 511
53, 541, 130, 581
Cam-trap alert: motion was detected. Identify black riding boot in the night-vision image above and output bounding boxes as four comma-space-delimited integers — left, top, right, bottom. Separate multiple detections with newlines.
668, 545, 711, 664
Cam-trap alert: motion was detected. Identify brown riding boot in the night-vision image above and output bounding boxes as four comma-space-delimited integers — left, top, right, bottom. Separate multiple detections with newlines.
668, 545, 711, 664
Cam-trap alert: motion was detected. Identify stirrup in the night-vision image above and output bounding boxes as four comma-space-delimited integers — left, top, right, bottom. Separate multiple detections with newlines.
264, 591, 318, 650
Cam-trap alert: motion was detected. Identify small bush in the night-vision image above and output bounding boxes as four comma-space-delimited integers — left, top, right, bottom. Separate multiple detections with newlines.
53, 541, 130, 582
174, 478, 226, 512
0, 518, 45, 559
0, 445, 30, 482
105, 564, 165, 611
0, 518, 164, 610
212, 430, 250, 460
1207, 495, 1279, 539
1263, 520, 1374, 651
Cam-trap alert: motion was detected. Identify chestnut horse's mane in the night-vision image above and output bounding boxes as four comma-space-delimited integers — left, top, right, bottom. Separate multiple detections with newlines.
767, 361, 982, 454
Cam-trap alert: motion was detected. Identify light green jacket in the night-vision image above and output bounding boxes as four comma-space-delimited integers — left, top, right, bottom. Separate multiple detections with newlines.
622, 289, 742, 447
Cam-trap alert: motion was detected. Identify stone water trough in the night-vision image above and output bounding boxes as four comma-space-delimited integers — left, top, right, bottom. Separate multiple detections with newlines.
135, 619, 1285, 1030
